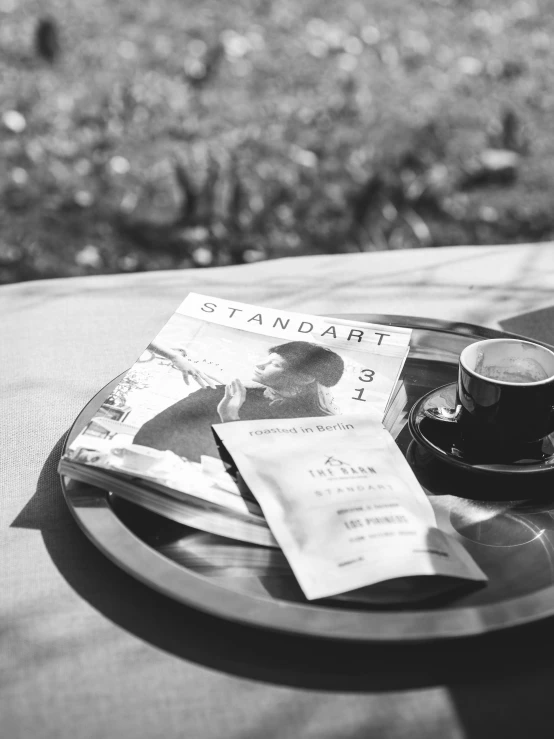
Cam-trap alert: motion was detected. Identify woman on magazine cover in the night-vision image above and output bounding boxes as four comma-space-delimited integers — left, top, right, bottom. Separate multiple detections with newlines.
133, 341, 345, 463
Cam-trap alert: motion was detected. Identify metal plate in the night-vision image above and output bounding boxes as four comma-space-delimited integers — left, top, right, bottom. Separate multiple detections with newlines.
61, 315, 554, 642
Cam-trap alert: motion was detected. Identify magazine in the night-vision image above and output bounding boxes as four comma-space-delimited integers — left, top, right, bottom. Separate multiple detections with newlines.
59, 293, 411, 545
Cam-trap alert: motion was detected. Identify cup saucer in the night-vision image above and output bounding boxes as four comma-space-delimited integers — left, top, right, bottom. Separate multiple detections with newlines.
408, 382, 554, 479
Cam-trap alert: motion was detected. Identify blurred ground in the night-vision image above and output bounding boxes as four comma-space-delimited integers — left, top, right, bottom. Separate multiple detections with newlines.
1, 0, 553, 283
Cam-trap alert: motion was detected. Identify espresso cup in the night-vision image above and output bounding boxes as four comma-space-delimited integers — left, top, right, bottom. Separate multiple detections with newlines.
456, 338, 554, 454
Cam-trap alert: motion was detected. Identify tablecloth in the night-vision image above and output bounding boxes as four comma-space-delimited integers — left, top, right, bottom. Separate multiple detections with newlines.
3, 243, 554, 739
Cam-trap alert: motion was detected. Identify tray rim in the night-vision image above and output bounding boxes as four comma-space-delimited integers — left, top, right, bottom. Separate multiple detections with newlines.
60, 314, 554, 642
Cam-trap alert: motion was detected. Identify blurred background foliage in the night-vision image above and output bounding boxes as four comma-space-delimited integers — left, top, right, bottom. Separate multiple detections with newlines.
1, 0, 553, 283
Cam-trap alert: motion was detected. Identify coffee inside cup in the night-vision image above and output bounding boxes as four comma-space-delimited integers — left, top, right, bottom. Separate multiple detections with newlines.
475, 355, 548, 383
462, 339, 554, 385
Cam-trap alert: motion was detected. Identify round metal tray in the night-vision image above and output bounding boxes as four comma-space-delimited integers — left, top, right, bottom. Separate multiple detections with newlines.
61, 315, 554, 642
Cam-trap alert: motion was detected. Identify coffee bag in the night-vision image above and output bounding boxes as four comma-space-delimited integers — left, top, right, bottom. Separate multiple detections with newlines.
214, 414, 487, 600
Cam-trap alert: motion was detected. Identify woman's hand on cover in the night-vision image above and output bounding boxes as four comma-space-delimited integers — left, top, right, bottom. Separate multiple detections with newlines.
172, 352, 220, 389
148, 340, 220, 388
217, 379, 247, 422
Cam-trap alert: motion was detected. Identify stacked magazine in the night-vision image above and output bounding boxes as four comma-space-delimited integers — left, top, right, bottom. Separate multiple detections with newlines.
60, 293, 411, 548
60, 294, 489, 600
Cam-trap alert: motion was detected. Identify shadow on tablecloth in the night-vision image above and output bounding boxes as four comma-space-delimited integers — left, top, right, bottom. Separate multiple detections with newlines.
499, 305, 554, 347
10, 430, 554, 705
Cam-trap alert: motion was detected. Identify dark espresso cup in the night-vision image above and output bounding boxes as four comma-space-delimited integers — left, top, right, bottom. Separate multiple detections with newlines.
456, 339, 554, 456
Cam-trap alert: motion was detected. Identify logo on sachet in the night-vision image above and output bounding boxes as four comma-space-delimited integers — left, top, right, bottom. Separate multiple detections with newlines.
324, 455, 351, 467
308, 455, 376, 478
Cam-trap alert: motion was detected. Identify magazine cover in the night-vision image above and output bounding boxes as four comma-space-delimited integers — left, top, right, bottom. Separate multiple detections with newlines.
59, 293, 411, 543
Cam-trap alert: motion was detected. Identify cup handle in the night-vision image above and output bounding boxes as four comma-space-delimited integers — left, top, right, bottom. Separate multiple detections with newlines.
423, 404, 462, 423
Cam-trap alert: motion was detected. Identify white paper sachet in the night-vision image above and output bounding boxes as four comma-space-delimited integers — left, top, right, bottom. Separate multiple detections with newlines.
213, 414, 487, 601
